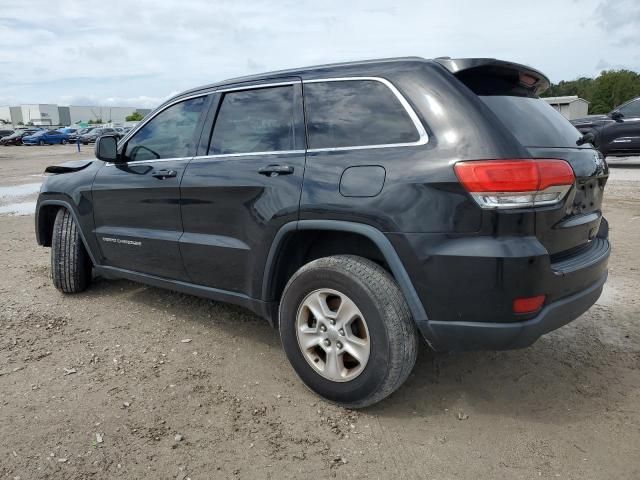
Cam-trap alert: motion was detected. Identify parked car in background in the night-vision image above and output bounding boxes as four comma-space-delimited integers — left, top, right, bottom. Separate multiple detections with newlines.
0, 129, 40, 146
571, 96, 640, 157
67, 127, 95, 143
78, 127, 119, 145
0, 128, 14, 138
22, 130, 70, 146
58, 127, 78, 135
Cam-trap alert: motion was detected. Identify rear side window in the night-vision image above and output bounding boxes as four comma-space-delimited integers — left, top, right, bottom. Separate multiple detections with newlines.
304, 79, 420, 149
209, 85, 302, 155
480, 96, 583, 148
125, 96, 206, 161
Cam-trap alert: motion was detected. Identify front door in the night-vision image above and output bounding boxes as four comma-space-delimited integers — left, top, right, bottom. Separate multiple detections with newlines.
180, 80, 306, 297
92, 95, 210, 280
605, 98, 640, 154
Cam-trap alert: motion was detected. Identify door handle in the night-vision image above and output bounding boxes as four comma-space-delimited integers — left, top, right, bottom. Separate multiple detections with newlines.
152, 169, 177, 179
258, 165, 294, 177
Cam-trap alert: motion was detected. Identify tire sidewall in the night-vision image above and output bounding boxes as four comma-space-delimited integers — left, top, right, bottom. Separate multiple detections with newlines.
280, 264, 392, 405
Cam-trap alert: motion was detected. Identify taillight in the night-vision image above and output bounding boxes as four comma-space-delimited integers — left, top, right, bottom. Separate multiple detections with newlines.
454, 159, 575, 209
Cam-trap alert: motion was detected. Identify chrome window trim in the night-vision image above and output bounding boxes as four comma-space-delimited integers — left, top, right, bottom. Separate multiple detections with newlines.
216, 80, 300, 93
105, 156, 191, 167
302, 76, 429, 152
193, 150, 305, 160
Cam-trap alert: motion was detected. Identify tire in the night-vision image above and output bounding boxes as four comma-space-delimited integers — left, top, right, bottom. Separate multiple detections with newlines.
61, 139, 68, 145
39, 140, 45, 146
51, 208, 92, 293
279, 255, 418, 408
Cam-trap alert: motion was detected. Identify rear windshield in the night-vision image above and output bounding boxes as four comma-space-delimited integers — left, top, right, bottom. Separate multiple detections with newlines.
480, 96, 584, 148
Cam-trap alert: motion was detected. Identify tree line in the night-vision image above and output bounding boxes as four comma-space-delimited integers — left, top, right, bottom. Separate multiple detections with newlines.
541, 69, 640, 114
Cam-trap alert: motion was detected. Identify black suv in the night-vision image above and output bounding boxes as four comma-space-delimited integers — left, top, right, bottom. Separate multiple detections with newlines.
571, 96, 640, 157
78, 127, 119, 145
36, 57, 610, 407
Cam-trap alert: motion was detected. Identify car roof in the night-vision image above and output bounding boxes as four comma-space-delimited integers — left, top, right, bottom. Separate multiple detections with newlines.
160, 56, 550, 109
170, 56, 430, 103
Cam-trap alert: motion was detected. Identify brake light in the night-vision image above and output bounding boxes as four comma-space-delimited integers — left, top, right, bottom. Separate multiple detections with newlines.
454, 159, 574, 209
513, 295, 546, 314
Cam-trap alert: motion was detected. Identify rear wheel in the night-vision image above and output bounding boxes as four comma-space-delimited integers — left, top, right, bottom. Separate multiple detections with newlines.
51, 208, 92, 293
279, 255, 418, 408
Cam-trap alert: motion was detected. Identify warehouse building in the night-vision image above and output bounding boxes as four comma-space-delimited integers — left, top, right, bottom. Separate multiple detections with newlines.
0, 104, 152, 126
542, 96, 589, 120
0, 106, 11, 124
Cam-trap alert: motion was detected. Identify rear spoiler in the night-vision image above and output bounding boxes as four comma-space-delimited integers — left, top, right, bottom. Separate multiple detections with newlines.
434, 57, 550, 96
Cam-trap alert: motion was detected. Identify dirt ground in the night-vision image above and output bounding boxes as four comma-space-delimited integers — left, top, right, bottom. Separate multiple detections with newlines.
0, 144, 639, 480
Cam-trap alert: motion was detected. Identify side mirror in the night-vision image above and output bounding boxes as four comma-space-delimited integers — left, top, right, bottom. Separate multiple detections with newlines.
576, 131, 595, 146
610, 110, 624, 121
95, 135, 119, 162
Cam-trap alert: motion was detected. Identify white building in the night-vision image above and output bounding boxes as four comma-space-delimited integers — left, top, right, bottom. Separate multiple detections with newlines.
543, 96, 589, 120
18, 104, 60, 126
0, 104, 152, 127
0, 106, 11, 124
67, 106, 145, 125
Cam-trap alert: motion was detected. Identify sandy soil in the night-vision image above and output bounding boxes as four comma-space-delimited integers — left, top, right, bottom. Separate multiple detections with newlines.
1, 145, 639, 479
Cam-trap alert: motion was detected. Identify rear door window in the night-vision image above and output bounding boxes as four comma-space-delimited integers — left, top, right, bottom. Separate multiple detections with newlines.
479, 96, 583, 148
208, 85, 304, 155
304, 79, 421, 149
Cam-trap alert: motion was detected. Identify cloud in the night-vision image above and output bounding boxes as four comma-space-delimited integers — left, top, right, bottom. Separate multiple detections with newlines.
595, 0, 640, 30
0, 0, 639, 105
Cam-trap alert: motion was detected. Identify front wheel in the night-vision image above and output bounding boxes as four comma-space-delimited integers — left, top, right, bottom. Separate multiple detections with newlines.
61, 139, 68, 145
279, 255, 418, 408
51, 208, 92, 293
39, 140, 45, 146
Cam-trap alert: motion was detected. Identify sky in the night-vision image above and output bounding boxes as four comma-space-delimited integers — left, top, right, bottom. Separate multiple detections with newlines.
0, 0, 638, 109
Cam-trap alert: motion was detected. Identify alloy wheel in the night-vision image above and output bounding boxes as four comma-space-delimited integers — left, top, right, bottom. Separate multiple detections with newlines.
295, 288, 370, 382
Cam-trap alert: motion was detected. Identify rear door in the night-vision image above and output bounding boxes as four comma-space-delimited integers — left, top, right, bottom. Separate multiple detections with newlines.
92, 95, 210, 280
179, 79, 306, 297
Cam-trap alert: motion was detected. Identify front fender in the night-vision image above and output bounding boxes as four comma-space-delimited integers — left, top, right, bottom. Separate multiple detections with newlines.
35, 160, 103, 264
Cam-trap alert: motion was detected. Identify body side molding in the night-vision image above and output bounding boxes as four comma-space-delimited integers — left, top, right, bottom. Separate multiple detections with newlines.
94, 265, 273, 320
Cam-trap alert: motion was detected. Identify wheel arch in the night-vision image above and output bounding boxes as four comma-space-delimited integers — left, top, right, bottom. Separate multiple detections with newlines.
262, 220, 428, 324
36, 199, 98, 265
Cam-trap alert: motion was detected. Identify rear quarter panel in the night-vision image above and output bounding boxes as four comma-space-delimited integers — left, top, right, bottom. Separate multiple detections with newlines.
299, 61, 528, 234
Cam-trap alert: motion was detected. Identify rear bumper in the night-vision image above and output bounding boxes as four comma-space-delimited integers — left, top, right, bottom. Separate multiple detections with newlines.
415, 271, 607, 351
388, 220, 610, 352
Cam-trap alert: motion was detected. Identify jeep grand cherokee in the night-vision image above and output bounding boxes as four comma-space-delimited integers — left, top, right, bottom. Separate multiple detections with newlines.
36, 57, 610, 407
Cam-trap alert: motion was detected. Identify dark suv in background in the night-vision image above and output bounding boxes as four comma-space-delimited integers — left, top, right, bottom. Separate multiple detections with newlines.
36, 57, 609, 407
572, 96, 640, 157
78, 127, 120, 145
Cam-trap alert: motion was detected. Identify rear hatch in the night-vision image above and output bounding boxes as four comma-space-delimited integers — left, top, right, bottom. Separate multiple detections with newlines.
478, 94, 608, 256
439, 58, 609, 258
